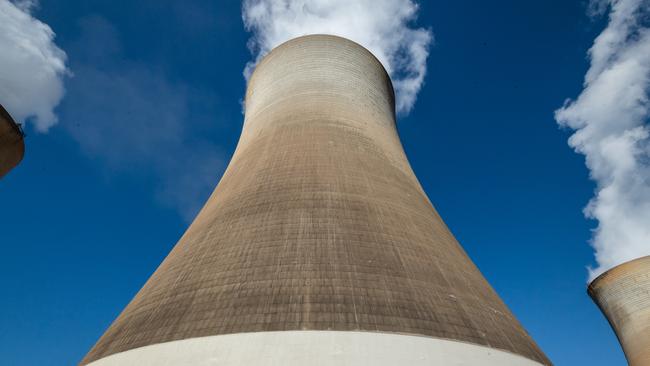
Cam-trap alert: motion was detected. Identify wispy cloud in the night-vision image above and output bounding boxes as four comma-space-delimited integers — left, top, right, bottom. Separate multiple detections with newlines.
242, 0, 432, 115
61, 16, 225, 220
555, 0, 650, 281
0, 0, 67, 131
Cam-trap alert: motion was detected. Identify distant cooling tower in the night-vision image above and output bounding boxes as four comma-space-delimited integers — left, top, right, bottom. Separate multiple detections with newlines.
81, 35, 550, 366
588, 256, 650, 366
0, 104, 25, 178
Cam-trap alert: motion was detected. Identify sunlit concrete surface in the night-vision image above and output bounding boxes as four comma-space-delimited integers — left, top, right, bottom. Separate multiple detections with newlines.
82, 35, 550, 365
87, 331, 545, 366
589, 255, 650, 366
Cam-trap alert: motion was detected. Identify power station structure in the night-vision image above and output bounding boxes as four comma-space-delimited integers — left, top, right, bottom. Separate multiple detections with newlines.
589, 255, 650, 366
81, 35, 551, 366
0, 104, 25, 178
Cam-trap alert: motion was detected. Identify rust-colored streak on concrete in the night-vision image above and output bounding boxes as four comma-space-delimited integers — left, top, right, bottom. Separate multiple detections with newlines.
0, 104, 24, 179
81, 35, 550, 365
589, 256, 650, 366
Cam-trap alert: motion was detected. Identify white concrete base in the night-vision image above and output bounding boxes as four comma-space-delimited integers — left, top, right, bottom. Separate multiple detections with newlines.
87, 331, 543, 366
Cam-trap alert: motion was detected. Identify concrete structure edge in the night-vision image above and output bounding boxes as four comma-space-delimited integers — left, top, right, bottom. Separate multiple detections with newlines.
86, 330, 545, 366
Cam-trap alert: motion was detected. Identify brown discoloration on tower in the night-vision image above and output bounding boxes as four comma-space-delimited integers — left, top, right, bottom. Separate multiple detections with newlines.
589, 256, 650, 366
0, 104, 25, 179
82, 35, 550, 365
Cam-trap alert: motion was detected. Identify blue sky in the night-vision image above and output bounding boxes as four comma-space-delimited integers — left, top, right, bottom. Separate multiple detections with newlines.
0, 0, 632, 365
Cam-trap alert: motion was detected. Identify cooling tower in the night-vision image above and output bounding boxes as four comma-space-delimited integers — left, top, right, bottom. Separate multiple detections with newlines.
588, 256, 650, 366
81, 35, 550, 366
0, 104, 25, 178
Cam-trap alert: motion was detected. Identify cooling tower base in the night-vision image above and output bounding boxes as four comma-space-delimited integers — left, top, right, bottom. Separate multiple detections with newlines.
85, 331, 544, 366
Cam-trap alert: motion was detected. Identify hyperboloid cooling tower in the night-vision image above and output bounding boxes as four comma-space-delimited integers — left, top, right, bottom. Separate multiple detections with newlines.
81, 35, 550, 366
588, 256, 650, 366
0, 104, 24, 179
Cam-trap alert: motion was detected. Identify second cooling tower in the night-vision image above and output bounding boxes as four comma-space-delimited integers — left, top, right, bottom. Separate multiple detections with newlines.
81, 35, 551, 366
0, 104, 24, 178
589, 256, 650, 366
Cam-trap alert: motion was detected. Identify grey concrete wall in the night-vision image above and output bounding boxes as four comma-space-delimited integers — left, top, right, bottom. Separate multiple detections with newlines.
589, 256, 650, 366
81, 35, 550, 365
86, 331, 546, 366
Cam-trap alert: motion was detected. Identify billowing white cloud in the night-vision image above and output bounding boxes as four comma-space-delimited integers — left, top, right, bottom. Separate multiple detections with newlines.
0, 0, 67, 131
555, 0, 650, 281
11, 0, 36, 11
242, 0, 432, 115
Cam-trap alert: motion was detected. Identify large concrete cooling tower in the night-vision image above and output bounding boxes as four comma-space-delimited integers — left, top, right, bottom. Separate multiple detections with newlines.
588, 256, 650, 366
81, 35, 550, 366
0, 104, 25, 178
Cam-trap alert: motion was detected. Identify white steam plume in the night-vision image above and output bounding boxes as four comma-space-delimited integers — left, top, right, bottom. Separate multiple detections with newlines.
555, 0, 650, 281
242, 0, 432, 115
0, 0, 67, 132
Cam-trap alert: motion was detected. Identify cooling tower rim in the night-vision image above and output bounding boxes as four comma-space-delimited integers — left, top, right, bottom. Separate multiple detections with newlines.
246, 34, 396, 108
0, 103, 25, 139
587, 255, 650, 292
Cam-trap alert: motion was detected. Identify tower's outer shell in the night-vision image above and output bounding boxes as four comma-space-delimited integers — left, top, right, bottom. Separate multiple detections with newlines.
0, 104, 24, 178
588, 256, 650, 366
81, 35, 550, 366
